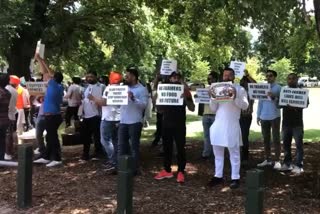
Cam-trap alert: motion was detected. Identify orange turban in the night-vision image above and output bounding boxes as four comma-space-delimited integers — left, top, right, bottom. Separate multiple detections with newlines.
10, 75, 20, 85
109, 71, 122, 84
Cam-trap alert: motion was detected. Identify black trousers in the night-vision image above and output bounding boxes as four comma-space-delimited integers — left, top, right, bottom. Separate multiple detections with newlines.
65, 106, 79, 127
162, 124, 186, 172
80, 116, 102, 159
44, 115, 63, 161
152, 112, 163, 144
240, 115, 252, 161
0, 124, 9, 160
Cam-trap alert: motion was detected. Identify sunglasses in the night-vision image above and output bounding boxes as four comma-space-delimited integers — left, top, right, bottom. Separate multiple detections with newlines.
266, 74, 274, 77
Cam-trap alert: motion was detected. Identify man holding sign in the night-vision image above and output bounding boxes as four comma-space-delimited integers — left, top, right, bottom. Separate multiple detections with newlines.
207, 68, 248, 189
279, 73, 309, 174
154, 72, 195, 183
88, 71, 123, 172
196, 72, 218, 160
118, 67, 148, 176
257, 70, 282, 170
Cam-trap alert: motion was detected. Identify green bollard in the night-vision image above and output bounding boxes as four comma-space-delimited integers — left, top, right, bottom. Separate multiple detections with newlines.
117, 155, 133, 214
17, 143, 33, 208
245, 169, 264, 214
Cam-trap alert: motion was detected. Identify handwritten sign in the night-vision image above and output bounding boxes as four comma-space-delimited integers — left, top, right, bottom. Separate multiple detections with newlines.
230, 61, 246, 79
195, 88, 210, 104
26, 82, 47, 95
156, 84, 184, 105
106, 85, 128, 105
279, 87, 309, 108
160, 59, 177, 75
248, 83, 270, 100
209, 82, 234, 102
35, 40, 45, 58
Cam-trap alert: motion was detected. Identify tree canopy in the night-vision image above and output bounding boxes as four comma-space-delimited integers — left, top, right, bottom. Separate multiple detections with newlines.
0, 0, 319, 80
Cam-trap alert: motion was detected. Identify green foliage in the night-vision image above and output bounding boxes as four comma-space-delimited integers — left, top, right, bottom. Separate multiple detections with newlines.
189, 60, 210, 83
269, 58, 294, 85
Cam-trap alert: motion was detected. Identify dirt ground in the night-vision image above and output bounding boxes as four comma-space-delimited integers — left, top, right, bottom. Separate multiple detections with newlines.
0, 139, 320, 214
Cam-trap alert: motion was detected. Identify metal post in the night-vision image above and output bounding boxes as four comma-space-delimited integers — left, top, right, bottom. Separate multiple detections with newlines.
17, 143, 33, 208
117, 155, 133, 214
245, 169, 264, 214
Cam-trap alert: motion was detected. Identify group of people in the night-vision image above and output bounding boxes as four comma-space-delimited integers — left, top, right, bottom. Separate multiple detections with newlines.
151, 68, 307, 188
0, 57, 308, 188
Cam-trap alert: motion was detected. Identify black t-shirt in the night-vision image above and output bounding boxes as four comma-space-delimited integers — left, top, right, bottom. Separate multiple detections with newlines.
282, 106, 303, 127
162, 105, 186, 128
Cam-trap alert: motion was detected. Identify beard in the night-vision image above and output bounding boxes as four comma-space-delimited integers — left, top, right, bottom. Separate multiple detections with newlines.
87, 80, 97, 84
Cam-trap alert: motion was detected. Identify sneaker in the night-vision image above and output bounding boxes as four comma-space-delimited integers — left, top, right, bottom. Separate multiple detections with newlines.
279, 164, 293, 171
33, 158, 50, 164
273, 161, 282, 170
230, 179, 240, 189
46, 161, 62, 167
104, 165, 116, 172
207, 177, 224, 187
34, 148, 40, 155
4, 154, 12, 160
154, 170, 174, 180
292, 166, 304, 175
176, 172, 185, 183
257, 160, 272, 167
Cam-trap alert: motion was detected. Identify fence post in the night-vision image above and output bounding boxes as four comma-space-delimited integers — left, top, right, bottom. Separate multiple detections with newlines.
245, 169, 264, 214
17, 143, 33, 208
117, 155, 133, 214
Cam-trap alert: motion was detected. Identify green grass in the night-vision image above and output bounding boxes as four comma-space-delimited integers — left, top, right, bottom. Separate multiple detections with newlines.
174, 128, 320, 143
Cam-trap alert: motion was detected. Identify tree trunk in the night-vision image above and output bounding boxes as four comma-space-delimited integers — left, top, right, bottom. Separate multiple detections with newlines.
315, 0, 320, 39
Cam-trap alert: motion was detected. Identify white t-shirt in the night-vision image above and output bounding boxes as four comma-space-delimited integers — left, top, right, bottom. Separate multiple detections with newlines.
5, 85, 17, 121
83, 83, 104, 118
101, 85, 120, 121
66, 84, 83, 107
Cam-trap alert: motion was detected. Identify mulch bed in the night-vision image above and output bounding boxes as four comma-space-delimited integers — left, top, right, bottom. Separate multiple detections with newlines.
0, 139, 320, 213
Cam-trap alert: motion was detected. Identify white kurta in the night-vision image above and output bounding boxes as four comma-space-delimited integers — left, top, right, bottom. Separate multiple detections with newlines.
209, 85, 249, 148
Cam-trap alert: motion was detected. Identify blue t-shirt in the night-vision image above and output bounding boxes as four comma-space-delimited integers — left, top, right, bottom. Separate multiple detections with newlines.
44, 79, 64, 114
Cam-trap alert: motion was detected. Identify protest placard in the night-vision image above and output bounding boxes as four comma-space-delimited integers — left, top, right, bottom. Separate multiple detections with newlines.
156, 84, 184, 105
248, 83, 271, 100
209, 82, 234, 102
35, 40, 45, 58
26, 82, 47, 95
279, 87, 309, 108
160, 59, 177, 75
230, 61, 246, 79
106, 85, 128, 105
195, 88, 210, 104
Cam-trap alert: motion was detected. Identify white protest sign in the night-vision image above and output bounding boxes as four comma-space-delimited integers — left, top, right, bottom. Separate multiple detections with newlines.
248, 83, 271, 100
35, 40, 45, 58
279, 87, 309, 108
156, 84, 184, 105
160, 59, 177, 75
195, 88, 210, 104
230, 61, 246, 79
209, 82, 234, 102
26, 82, 47, 95
106, 85, 128, 105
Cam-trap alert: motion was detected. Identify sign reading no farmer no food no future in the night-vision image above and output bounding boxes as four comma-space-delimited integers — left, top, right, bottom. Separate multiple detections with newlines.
156, 84, 184, 105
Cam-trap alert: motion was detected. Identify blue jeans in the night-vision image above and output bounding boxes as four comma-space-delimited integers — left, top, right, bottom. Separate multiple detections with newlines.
100, 120, 119, 167
282, 126, 304, 167
202, 114, 215, 157
36, 115, 46, 156
118, 122, 143, 173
